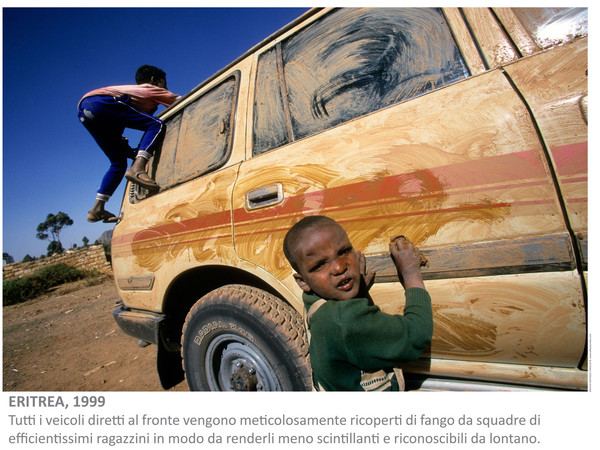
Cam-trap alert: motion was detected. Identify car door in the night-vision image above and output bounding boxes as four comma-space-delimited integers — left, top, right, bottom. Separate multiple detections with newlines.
112, 71, 244, 312
232, 8, 587, 389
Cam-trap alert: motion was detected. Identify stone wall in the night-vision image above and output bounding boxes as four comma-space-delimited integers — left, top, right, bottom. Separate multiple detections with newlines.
2, 245, 112, 281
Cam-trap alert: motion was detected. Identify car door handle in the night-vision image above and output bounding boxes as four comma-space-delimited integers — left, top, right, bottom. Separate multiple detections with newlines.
245, 183, 284, 210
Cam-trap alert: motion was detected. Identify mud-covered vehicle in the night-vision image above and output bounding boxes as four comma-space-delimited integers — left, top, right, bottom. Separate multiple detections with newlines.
112, 7, 588, 391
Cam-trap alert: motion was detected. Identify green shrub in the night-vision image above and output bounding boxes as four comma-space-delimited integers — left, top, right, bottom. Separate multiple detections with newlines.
3, 276, 46, 305
2, 263, 91, 306
33, 263, 84, 289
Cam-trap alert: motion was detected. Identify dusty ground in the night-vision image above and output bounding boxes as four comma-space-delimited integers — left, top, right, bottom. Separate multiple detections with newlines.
3, 276, 188, 392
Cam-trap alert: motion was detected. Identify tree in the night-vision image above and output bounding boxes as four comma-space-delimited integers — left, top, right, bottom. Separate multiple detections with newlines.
46, 240, 65, 256
3, 252, 14, 264
36, 211, 73, 256
82, 236, 89, 247
22, 254, 35, 262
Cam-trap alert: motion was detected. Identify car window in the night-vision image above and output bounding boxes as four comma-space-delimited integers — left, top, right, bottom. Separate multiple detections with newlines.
153, 113, 181, 188
512, 8, 587, 49
155, 74, 239, 188
253, 47, 291, 153
253, 8, 469, 156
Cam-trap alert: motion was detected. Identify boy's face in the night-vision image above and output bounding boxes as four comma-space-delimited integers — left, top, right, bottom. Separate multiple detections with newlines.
293, 223, 361, 300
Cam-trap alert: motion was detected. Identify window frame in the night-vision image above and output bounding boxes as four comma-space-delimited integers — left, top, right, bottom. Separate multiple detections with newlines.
251, 7, 470, 157
131, 71, 241, 203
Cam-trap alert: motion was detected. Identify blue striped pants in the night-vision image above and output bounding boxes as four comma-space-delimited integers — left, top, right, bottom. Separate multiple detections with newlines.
78, 94, 165, 199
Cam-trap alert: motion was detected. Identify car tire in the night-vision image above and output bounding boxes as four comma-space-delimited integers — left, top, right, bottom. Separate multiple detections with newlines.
181, 284, 312, 391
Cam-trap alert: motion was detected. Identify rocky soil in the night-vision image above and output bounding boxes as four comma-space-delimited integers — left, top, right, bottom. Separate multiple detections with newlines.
3, 276, 188, 392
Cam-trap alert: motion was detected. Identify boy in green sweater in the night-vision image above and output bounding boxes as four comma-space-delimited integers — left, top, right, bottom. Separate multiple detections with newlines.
283, 215, 433, 391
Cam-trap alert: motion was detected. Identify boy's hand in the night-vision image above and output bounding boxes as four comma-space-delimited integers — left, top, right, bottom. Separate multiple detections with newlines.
389, 236, 425, 290
358, 251, 376, 291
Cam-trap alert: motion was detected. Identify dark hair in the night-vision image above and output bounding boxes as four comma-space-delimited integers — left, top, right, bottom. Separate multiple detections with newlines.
135, 65, 167, 84
283, 215, 339, 272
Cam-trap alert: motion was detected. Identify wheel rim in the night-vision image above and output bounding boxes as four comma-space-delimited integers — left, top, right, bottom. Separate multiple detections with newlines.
205, 333, 282, 391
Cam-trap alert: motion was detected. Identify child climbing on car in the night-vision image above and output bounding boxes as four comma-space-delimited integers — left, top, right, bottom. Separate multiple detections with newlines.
78, 65, 180, 223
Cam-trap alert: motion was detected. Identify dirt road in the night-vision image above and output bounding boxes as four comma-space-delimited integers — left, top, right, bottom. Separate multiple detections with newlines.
3, 276, 188, 392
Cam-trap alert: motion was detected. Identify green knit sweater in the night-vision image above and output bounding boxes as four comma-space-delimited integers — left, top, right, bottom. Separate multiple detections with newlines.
303, 287, 433, 391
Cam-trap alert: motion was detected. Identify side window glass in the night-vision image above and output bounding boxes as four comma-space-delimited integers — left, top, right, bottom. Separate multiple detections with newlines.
130, 113, 182, 203
253, 8, 469, 155
153, 113, 181, 187
133, 74, 239, 202
512, 8, 587, 49
172, 74, 239, 185
253, 47, 290, 155
131, 74, 239, 202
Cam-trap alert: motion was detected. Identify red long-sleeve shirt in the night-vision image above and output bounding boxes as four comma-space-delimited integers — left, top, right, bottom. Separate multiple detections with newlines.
79, 83, 180, 114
